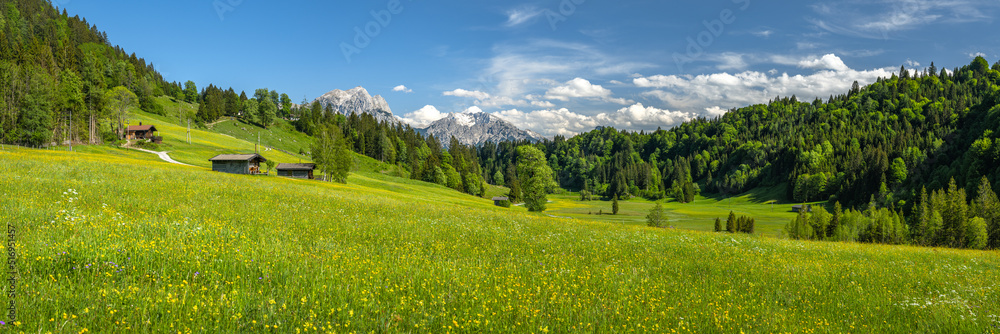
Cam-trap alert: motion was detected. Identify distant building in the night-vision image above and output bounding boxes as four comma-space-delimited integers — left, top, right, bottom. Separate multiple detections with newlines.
792, 204, 812, 213
493, 197, 510, 207
276, 163, 315, 179
209, 154, 268, 175
126, 123, 161, 143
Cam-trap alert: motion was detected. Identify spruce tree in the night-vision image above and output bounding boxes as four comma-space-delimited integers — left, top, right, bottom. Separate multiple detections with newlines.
714, 218, 722, 232
612, 195, 620, 215
726, 211, 736, 233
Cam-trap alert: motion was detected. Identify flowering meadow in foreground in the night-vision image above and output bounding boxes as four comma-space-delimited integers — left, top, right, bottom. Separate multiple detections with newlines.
1, 146, 999, 333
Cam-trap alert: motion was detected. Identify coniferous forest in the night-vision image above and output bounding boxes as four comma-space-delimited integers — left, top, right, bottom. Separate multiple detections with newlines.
2, 0, 999, 250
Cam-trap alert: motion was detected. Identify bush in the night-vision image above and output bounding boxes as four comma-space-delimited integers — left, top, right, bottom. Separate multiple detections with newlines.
647, 203, 666, 228
497, 199, 511, 208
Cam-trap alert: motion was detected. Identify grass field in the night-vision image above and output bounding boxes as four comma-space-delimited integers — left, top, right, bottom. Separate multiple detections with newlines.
544, 186, 822, 238
3, 146, 999, 333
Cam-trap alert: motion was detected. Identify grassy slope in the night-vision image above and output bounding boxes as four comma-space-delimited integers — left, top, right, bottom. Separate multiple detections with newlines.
2, 146, 998, 333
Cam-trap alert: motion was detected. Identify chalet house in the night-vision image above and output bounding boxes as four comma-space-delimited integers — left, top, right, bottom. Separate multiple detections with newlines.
209, 154, 268, 175
126, 123, 162, 143
276, 163, 315, 179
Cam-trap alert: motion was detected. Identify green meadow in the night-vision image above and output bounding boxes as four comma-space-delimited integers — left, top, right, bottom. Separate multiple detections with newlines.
543, 185, 819, 238
2, 145, 999, 333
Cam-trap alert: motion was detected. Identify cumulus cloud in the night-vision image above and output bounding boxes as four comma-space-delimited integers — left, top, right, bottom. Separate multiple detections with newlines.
634, 54, 895, 114
464, 106, 484, 114
491, 103, 696, 137
493, 108, 599, 137
544, 78, 632, 104
400, 105, 447, 128
594, 103, 696, 130
393, 85, 412, 93
798, 54, 849, 71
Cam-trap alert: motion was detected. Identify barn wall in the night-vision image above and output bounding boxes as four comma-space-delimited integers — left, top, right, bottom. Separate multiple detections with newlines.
212, 161, 249, 174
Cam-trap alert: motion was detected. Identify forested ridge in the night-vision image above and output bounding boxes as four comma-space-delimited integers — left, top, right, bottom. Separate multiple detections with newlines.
3, 0, 998, 249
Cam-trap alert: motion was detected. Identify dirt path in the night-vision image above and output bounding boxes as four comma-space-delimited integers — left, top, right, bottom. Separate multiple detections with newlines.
130, 147, 195, 167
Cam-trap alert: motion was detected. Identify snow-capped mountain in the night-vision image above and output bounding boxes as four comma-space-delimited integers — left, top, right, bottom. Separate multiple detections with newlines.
421, 111, 546, 147
310, 87, 399, 125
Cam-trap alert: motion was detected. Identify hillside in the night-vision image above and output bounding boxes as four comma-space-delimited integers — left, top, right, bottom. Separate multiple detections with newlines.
2, 146, 998, 332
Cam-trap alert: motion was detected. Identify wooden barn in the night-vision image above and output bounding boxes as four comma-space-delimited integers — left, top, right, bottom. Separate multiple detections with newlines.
276, 163, 315, 179
126, 123, 162, 143
209, 154, 268, 175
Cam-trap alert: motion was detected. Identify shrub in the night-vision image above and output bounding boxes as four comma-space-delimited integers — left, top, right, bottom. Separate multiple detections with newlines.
646, 203, 666, 228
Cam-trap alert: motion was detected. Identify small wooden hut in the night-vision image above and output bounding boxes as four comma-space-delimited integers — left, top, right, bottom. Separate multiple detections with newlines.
209, 154, 268, 175
493, 197, 510, 207
276, 163, 315, 179
126, 123, 161, 143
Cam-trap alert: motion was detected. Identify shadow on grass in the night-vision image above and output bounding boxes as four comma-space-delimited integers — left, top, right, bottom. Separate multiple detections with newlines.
701, 183, 790, 204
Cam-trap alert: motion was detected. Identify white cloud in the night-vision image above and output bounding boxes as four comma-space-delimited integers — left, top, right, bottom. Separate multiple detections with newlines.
392, 85, 412, 93
504, 6, 542, 27
464, 106, 483, 114
443, 89, 490, 100
443, 88, 530, 108
400, 105, 447, 128
493, 108, 599, 137
544, 78, 632, 104
752, 30, 774, 38
594, 104, 696, 130
969, 52, 987, 58
809, 0, 997, 39
634, 54, 896, 113
905, 59, 921, 67
705, 106, 730, 117
531, 100, 556, 108
492, 103, 697, 137
798, 54, 849, 71
545, 78, 612, 101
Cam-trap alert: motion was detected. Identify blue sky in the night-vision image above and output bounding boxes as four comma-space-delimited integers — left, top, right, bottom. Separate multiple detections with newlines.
60, 0, 1000, 136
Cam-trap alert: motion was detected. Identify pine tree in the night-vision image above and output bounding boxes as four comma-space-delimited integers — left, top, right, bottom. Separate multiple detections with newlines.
726, 211, 736, 233
714, 218, 722, 232
829, 201, 842, 239
612, 195, 620, 215
972, 177, 999, 249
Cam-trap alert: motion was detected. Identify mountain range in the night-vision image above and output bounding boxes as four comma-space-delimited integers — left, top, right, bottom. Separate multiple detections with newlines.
309, 87, 399, 125
309, 87, 545, 147
419, 111, 546, 147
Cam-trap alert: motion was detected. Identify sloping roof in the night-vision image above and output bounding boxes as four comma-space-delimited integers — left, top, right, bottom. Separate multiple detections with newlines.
127, 125, 156, 132
209, 154, 266, 162
492, 197, 509, 201
276, 163, 315, 171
